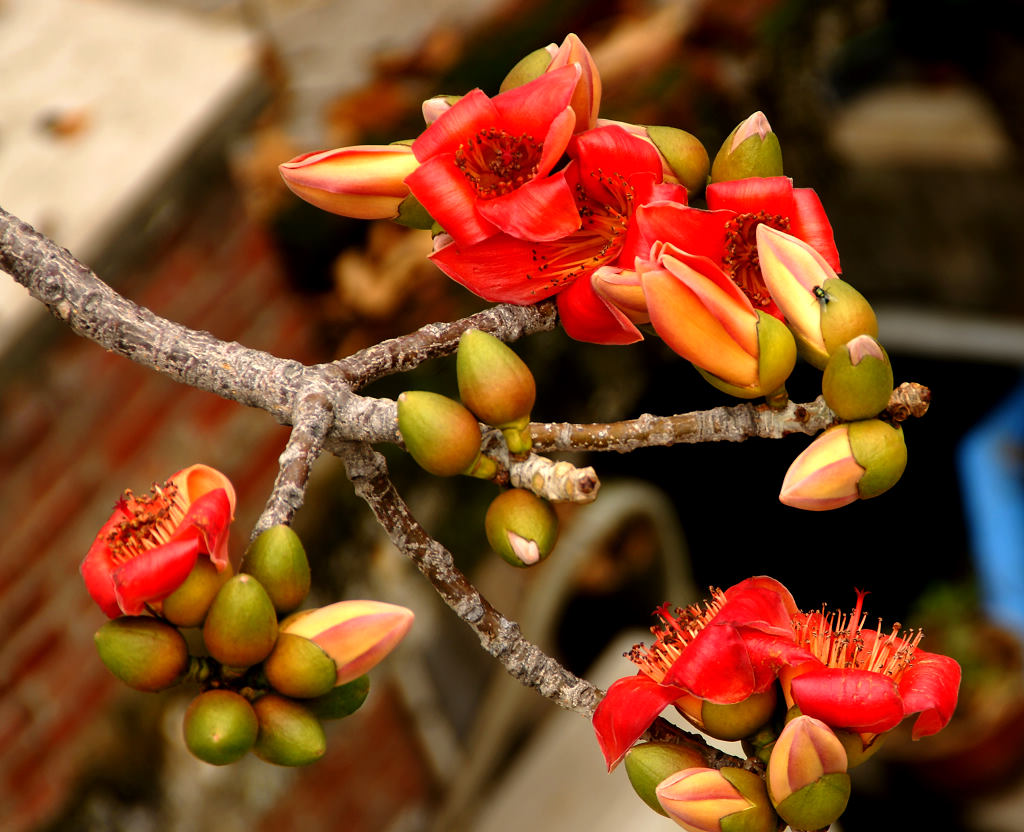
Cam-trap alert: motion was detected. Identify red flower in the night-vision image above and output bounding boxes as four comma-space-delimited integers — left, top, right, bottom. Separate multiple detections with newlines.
81, 464, 236, 618
636, 176, 839, 318
405, 65, 582, 248
781, 590, 961, 743
431, 124, 689, 344
592, 577, 810, 770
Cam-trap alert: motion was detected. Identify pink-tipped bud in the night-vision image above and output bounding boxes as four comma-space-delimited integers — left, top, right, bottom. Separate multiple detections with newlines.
281, 599, 414, 686
710, 111, 783, 183
624, 742, 706, 817
279, 144, 420, 220
656, 767, 778, 832
484, 488, 559, 567
780, 420, 907, 511
822, 335, 893, 421
767, 715, 850, 831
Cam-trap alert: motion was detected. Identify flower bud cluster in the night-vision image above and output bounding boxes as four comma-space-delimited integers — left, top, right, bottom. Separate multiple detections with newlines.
397, 329, 560, 567
92, 522, 412, 768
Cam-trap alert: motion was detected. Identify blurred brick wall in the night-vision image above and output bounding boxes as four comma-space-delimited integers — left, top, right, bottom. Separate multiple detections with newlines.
0, 179, 429, 830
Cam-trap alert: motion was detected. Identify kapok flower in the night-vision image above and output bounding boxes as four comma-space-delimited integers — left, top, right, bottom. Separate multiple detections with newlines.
636, 175, 840, 320
405, 65, 582, 247
780, 589, 961, 750
278, 144, 421, 221
639, 243, 796, 399
592, 577, 810, 770
431, 123, 689, 345
656, 766, 778, 832
281, 599, 415, 686
81, 464, 236, 618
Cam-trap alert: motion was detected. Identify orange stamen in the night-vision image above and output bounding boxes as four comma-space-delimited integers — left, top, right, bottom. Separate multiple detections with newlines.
626, 590, 727, 682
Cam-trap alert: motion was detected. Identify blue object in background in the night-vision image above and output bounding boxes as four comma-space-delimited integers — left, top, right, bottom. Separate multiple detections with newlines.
958, 377, 1024, 639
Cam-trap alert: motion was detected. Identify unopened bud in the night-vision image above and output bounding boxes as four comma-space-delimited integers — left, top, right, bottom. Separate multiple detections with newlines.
767, 715, 850, 831
281, 599, 414, 686
183, 689, 258, 766
499, 46, 557, 92
252, 694, 327, 767
822, 335, 893, 421
710, 112, 783, 183
263, 633, 338, 699
676, 688, 778, 741
457, 329, 536, 452
624, 742, 706, 816
202, 574, 279, 668
242, 525, 311, 615
484, 488, 558, 567
161, 557, 233, 628
306, 675, 371, 720
656, 766, 778, 832
646, 125, 710, 195
94, 616, 188, 692
397, 391, 494, 478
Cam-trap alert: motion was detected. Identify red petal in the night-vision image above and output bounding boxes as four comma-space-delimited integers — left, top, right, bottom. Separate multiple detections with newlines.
706, 176, 796, 217
593, 674, 686, 770
635, 203, 730, 263
899, 651, 961, 738
476, 171, 580, 242
411, 88, 498, 161
788, 188, 841, 272
570, 125, 664, 199
175, 487, 233, 570
557, 275, 643, 345
726, 575, 800, 618
430, 236, 563, 304
80, 510, 132, 618
789, 668, 906, 734
405, 156, 497, 247
112, 538, 200, 616
664, 622, 758, 703
492, 65, 580, 144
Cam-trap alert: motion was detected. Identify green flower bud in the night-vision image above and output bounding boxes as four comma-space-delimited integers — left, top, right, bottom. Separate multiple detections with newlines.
457, 329, 536, 453
242, 525, 311, 615
822, 335, 893, 421
252, 694, 327, 767
646, 125, 710, 196
499, 46, 555, 92
819, 279, 879, 363
623, 742, 707, 816
162, 558, 233, 628
263, 633, 338, 699
695, 688, 778, 741
710, 112, 783, 183
94, 616, 188, 692
768, 715, 850, 831
397, 391, 494, 478
202, 574, 279, 669
848, 419, 907, 500
836, 727, 886, 768
696, 311, 796, 405
183, 689, 258, 766
306, 675, 370, 720
657, 766, 778, 832
484, 489, 558, 567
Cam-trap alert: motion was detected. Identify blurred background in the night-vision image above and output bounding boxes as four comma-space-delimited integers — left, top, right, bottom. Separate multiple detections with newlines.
1, 0, 1023, 829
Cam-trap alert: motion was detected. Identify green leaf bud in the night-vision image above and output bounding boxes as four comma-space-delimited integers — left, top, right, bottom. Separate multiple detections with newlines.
183, 689, 258, 766
646, 125, 710, 196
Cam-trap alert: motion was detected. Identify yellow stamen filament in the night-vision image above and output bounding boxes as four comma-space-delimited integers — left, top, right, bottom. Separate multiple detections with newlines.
105, 481, 189, 565
626, 590, 727, 682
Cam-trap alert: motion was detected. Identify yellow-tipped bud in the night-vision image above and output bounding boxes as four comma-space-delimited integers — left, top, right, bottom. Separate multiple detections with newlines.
281, 599, 414, 686
767, 715, 850, 831
263, 633, 338, 699
623, 742, 707, 817
242, 524, 311, 615
94, 616, 188, 692
822, 335, 893, 421
252, 694, 326, 767
656, 767, 778, 832
202, 574, 279, 669
183, 689, 258, 766
484, 488, 559, 567
397, 390, 491, 477
161, 557, 233, 628
779, 420, 907, 511
710, 112, 783, 183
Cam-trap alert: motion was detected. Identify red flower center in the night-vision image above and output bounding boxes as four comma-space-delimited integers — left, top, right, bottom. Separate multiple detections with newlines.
522, 171, 633, 296
792, 591, 923, 680
626, 592, 726, 683
105, 481, 188, 565
454, 128, 543, 199
723, 211, 790, 309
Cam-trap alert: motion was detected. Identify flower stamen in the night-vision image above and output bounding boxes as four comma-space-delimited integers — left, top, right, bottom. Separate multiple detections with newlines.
105, 481, 189, 564
455, 129, 543, 199
723, 211, 790, 308
626, 590, 727, 682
